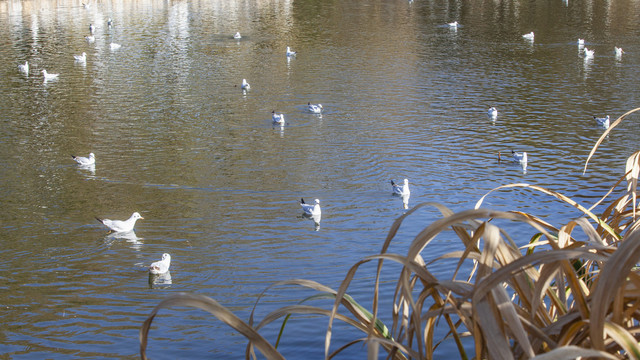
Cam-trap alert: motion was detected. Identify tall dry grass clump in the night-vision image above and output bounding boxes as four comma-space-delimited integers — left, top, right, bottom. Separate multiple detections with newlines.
140, 108, 640, 359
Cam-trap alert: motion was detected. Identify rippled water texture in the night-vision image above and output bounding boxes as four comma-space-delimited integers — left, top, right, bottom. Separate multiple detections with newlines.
1, 0, 639, 358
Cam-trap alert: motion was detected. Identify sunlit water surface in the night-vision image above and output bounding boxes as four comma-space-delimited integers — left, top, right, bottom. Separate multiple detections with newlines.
1, 0, 639, 358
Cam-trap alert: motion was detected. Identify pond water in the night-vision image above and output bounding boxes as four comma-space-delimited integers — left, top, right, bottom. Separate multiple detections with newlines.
1, 0, 639, 358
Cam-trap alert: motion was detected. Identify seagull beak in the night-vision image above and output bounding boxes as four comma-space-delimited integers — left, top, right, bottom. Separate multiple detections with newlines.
140, 216, 145, 219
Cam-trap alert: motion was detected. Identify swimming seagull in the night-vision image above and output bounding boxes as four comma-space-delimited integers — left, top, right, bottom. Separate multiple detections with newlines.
300, 198, 321, 216
96, 212, 144, 233
234, 32, 242, 39
583, 47, 594, 58
71, 152, 95, 166
241, 78, 250, 91
594, 115, 610, 129
522, 32, 534, 40
447, 21, 459, 28
391, 178, 410, 196
42, 69, 59, 81
149, 253, 171, 275
577, 39, 585, 46
89, 23, 95, 34
308, 102, 323, 114
286, 46, 296, 57
512, 150, 528, 165
74, 52, 87, 62
18, 61, 29, 75
110, 43, 121, 50
272, 110, 285, 124
614, 47, 624, 57
488, 107, 498, 119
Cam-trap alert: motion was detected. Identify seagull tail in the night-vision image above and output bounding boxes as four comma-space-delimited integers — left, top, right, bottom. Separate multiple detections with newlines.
300, 198, 306, 204
71, 155, 77, 160
390, 179, 397, 186
95, 217, 105, 224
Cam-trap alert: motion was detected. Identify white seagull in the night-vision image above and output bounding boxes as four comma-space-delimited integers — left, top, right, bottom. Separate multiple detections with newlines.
71, 152, 95, 166
300, 198, 321, 216
286, 46, 296, 57
583, 47, 594, 58
308, 102, 323, 114
488, 107, 498, 119
512, 150, 528, 165
89, 23, 95, 34
234, 32, 242, 39
614, 47, 624, 57
272, 111, 285, 124
522, 32, 534, 40
42, 69, 59, 81
391, 179, 410, 196
149, 253, 171, 275
577, 38, 585, 46
18, 61, 29, 75
96, 212, 144, 233
110, 43, 122, 50
74, 52, 87, 62
241, 78, 250, 91
594, 115, 610, 129
447, 21, 458, 28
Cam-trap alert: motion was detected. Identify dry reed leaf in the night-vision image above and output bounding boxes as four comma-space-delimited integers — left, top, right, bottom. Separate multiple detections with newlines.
603, 321, 640, 359
475, 184, 620, 241
492, 285, 535, 358
475, 295, 514, 360
625, 151, 640, 219
584, 107, 640, 175
529, 345, 617, 360
590, 228, 640, 351
139, 292, 284, 360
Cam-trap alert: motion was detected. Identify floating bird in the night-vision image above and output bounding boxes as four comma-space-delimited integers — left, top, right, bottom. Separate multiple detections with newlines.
583, 47, 594, 58
85, 34, 95, 43
447, 21, 458, 28
308, 103, 323, 114
577, 39, 585, 46
74, 52, 87, 62
488, 107, 498, 119
83, 2, 90, 9
286, 46, 296, 57
522, 32, 534, 40
71, 152, 95, 166
391, 179, 410, 196
614, 47, 624, 57
96, 212, 144, 233
18, 61, 29, 75
42, 69, 59, 81
234, 32, 241, 39
110, 43, 121, 50
594, 115, 610, 129
149, 253, 171, 275
89, 23, 95, 34
107, 18, 113, 27
241, 78, 250, 91
272, 110, 285, 124
300, 198, 321, 216
512, 150, 528, 165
